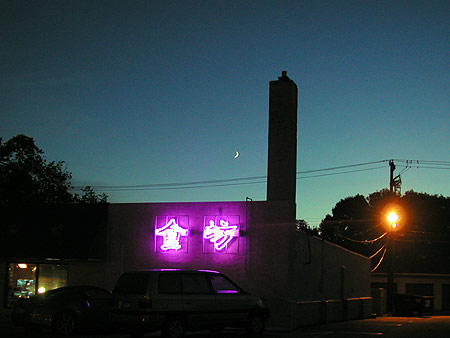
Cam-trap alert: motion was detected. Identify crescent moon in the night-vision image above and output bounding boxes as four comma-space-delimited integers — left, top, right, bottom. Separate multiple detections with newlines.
234, 151, 240, 159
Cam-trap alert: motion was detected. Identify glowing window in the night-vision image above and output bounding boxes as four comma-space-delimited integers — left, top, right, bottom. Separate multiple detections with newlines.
6, 263, 67, 308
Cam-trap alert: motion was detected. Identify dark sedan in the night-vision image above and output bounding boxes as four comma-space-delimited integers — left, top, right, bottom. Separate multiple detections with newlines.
11, 285, 114, 335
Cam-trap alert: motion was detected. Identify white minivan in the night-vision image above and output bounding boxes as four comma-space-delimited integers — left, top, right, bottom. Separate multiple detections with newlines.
112, 269, 269, 338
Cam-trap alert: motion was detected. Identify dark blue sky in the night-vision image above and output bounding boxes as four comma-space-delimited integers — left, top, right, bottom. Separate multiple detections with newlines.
1, 0, 449, 227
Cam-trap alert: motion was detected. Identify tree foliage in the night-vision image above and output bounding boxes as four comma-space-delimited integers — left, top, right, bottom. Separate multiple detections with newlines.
74, 186, 107, 204
0, 135, 107, 205
319, 189, 450, 257
296, 219, 319, 236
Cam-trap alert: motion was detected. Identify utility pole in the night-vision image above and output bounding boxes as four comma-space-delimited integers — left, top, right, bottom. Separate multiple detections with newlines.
390, 159, 402, 194
389, 160, 396, 194
387, 229, 395, 314
387, 160, 396, 314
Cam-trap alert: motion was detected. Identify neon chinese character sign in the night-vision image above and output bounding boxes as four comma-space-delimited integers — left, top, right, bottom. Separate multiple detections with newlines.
155, 218, 189, 252
203, 218, 239, 251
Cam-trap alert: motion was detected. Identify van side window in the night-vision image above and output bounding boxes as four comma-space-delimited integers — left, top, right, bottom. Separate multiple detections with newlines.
182, 274, 211, 294
114, 273, 149, 295
158, 273, 182, 294
210, 275, 239, 294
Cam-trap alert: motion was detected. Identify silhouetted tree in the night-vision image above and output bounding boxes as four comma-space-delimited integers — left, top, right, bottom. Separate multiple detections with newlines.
320, 195, 374, 241
0, 134, 107, 205
319, 190, 450, 258
296, 219, 319, 236
74, 186, 107, 204
402, 190, 450, 233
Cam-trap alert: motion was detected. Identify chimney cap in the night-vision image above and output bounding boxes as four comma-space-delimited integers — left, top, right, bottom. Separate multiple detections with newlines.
278, 70, 290, 81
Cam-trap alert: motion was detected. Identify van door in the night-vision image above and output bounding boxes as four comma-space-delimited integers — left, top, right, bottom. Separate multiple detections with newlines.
154, 272, 183, 312
180, 273, 218, 329
209, 274, 250, 326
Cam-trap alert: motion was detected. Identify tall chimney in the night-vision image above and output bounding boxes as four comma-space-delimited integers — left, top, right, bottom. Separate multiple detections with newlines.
266, 71, 298, 210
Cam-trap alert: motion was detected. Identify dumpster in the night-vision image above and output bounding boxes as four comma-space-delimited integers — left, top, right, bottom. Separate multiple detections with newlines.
394, 294, 433, 316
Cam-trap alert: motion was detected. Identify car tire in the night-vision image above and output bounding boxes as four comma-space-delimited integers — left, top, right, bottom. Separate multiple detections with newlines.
245, 312, 265, 335
53, 311, 77, 336
162, 317, 185, 338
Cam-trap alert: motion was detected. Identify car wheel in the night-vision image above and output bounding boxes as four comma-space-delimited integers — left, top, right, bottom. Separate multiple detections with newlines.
162, 317, 185, 338
245, 312, 265, 335
53, 311, 77, 336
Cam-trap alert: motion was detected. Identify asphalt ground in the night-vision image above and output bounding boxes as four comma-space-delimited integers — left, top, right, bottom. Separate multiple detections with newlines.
1, 316, 450, 338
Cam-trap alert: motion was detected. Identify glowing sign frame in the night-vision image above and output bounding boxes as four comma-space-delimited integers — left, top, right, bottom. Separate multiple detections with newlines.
203, 216, 240, 253
154, 217, 189, 252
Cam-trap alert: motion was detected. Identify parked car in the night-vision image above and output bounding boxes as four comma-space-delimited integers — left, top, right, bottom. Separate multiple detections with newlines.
11, 285, 114, 335
112, 269, 270, 338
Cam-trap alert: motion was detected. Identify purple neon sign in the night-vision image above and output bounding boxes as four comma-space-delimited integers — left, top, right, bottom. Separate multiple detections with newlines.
203, 218, 239, 251
155, 218, 189, 252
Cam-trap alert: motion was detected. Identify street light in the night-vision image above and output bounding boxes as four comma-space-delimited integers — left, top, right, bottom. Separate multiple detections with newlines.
387, 212, 399, 229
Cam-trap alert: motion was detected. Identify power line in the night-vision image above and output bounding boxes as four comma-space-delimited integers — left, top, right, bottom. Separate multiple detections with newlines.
370, 243, 387, 259
404, 165, 450, 170
72, 158, 449, 192
297, 160, 388, 174
297, 165, 385, 179
88, 179, 268, 192
81, 175, 266, 190
393, 159, 450, 170
393, 159, 450, 165
73, 160, 389, 191
371, 246, 387, 272
338, 231, 387, 244
344, 222, 384, 237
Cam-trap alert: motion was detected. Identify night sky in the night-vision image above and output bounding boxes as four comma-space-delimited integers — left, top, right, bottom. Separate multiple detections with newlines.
1, 0, 449, 228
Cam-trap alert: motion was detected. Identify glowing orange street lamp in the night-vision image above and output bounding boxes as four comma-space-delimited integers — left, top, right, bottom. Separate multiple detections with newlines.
387, 212, 399, 229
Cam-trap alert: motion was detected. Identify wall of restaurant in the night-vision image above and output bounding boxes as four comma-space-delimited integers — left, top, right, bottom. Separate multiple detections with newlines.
99, 201, 371, 328
1, 200, 371, 328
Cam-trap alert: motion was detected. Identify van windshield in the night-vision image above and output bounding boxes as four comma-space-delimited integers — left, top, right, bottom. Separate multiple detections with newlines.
114, 273, 149, 295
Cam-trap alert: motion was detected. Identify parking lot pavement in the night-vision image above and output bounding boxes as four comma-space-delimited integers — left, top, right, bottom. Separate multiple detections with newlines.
2, 317, 450, 338
279, 316, 450, 338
